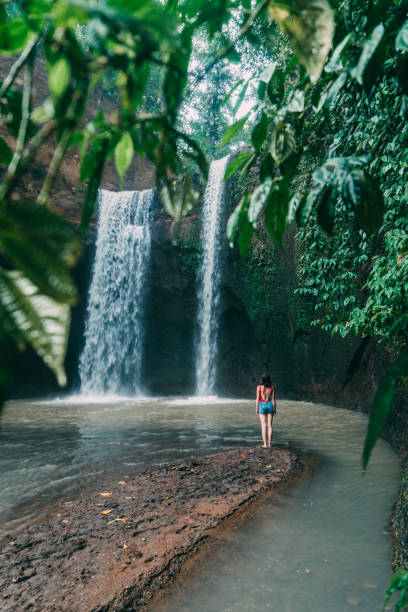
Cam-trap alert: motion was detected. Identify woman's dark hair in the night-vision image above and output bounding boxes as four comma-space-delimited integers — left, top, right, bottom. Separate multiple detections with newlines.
260, 373, 272, 387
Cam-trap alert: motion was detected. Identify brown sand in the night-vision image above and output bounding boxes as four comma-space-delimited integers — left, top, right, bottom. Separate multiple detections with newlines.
0, 446, 303, 611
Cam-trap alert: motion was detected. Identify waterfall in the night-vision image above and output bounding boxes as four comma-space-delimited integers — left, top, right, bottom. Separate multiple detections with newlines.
195, 155, 230, 397
79, 188, 154, 395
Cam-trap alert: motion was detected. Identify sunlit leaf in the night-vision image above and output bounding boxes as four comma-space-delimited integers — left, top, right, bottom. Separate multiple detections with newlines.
221, 79, 244, 108
0, 17, 30, 53
220, 115, 249, 148
396, 20, 408, 52
268, 0, 334, 82
233, 81, 249, 116
248, 177, 273, 225
350, 24, 385, 88
0, 270, 71, 385
270, 122, 296, 165
224, 151, 253, 181
227, 198, 244, 246
325, 34, 351, 73
48, 58, 71, 99
287, 89, 304, 112
114, 132, 134, 185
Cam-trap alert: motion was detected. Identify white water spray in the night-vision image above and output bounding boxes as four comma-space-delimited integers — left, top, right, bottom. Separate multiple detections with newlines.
79, 189, 154, 395
195, 156, 230, 396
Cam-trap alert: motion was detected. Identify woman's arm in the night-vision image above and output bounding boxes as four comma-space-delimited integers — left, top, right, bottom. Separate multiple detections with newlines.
256, 386, 259, 414
272, 387, 277, 413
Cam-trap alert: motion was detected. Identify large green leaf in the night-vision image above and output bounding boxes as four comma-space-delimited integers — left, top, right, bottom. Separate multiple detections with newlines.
396, 20, 408, 52
48, 57, 71, 99
265, 180, 290, 244
114, 132, 134, 185
224, 151, 253, 181
270, 122, 296, 165
248, 177, 273, 225
251, 113, 269, 151
342, 169, 384, 235
220, 115, 249, 148
384, 570, 408, 611
268, 0, 334, 82
362, 351, 408, 470
0, 200, 80, 303
350, 24, 386, 91
0, 270, 71, 385
0, 17, 30, 53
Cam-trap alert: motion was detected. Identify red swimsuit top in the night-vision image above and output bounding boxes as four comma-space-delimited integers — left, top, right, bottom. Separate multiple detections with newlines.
258, 385, 273, 402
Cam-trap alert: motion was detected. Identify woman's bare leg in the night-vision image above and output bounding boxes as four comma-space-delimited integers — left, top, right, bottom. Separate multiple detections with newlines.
259, 414, 267, 447
267, 413, 273, 447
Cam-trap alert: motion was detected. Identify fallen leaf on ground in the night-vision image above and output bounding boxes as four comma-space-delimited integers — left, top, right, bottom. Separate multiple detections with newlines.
125, 496, 135, 500
62, 520, 70, 524
99, 492, 112, 497
118, 481, 127, 485
123, 544, 129, 549
189, 468, 194, 472
241, 454, 246, 459
165, 495, 173, 500
101, 509, 113, 515
346, 599, 360, 606
115, 517, 129, 522
305, 569, 311, 574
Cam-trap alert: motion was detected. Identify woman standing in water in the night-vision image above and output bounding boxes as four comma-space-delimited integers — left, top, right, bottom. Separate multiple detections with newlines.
256, 374, 276, 448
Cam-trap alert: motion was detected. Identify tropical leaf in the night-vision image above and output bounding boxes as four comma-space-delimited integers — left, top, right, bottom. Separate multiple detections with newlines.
251, 113, 269, 151
268, 0, 334, 82
317, 185, 336, 235
220, 115, 249, 148
342, 169, 384, 234
221, 79, 244, 108
0, 270, 71, 385
0, 201, 80, 302
227, 198, 244, 247
224, 151, 253, 181
384, 570, 408, 611
114, 132, 134, 185
265, 179, 290, 244
350, 24, 385, 89
48, 57, 71, 99
287, 89, 304, 113
395, 20, 408, 52
270, 122, 296, 165
325, 34, 351, 73
248, 177, 273, 225
362, 351, 408, 470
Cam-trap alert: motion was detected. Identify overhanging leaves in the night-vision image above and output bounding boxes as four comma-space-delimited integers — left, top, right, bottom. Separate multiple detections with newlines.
0, 270, 71, 386
362, 351, 408, 469
268, 0, 334, 83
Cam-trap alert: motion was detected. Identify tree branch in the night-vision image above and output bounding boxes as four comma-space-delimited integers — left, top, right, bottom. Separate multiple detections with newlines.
0, 36, 38, 100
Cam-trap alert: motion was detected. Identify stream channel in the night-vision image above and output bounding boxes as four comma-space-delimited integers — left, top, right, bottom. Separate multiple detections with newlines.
0, 398, 399, 610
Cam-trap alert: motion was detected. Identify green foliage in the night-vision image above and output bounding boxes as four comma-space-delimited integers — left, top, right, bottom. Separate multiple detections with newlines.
384, 570, 408, 611
362, 351, 408, 470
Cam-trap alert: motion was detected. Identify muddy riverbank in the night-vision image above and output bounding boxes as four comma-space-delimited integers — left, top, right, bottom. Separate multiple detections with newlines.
0, 446, 302, 611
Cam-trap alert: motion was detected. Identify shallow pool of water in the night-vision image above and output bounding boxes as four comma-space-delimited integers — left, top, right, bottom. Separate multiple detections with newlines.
0, 397, 399, 610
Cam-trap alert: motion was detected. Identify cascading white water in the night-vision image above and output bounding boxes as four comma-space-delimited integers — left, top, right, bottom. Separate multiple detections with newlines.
195, 155, 230, 397
79, 188, 154, 395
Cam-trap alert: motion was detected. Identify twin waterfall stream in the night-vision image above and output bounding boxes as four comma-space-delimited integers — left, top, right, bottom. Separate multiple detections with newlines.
0, 156, 400, 611
79, 156, 230, 397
